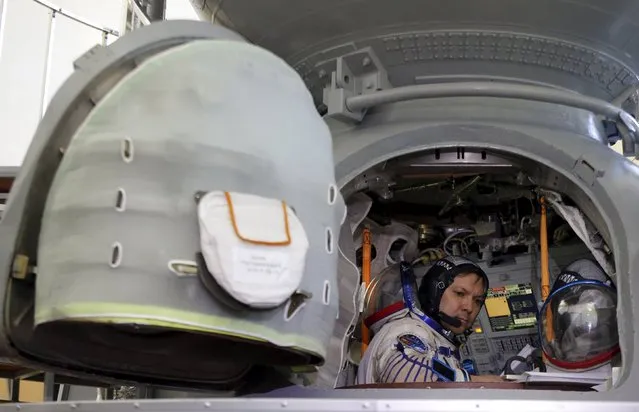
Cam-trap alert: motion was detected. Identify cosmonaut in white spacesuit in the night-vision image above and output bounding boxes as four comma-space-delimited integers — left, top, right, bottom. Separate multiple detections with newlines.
357, 257, 503, 384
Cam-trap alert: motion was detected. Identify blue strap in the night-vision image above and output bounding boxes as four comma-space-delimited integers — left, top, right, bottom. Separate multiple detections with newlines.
462, 359, 477, 376
438, 346, 461, 360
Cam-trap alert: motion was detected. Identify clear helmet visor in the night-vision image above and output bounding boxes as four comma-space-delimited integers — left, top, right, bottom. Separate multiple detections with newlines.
540, 281, 619, 369
364, 263, 403, 319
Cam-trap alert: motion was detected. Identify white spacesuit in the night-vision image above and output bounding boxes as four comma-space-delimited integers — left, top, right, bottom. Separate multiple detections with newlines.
357, 258, 489, 384
357, 309, 469, 383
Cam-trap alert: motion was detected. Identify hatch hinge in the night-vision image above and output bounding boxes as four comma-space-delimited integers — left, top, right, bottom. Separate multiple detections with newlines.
322, 47, 391, 123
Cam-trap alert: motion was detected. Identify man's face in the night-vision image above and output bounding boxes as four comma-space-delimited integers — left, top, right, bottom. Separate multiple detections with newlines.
438, 273, 486, 334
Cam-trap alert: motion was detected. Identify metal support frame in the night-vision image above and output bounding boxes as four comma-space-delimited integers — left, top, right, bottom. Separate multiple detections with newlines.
42, 373, 69, 402
135, 385, 154, 399
32, 0, 120, 37
56, 384, 69, 402
32, 0, 120, 117
39, 9, 56, 119
9, 379, 19, 403
127, 0, 152, 28
43, 372, 55, 402
322, 47, 391, 122
0, 0, 7, 63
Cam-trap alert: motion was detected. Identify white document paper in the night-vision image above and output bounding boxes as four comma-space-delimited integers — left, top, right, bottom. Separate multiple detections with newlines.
505, 370, 610, 386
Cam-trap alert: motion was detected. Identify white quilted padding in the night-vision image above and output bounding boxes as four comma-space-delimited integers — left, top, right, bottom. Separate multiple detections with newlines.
198, 191, 309, 308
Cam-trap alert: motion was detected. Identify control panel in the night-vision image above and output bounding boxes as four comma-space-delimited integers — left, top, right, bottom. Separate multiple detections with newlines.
460, 242, 592, 375
485, 283, 537, 332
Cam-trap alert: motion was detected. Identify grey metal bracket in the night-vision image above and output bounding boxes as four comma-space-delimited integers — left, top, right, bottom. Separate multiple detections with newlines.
573, 157, 605, 187
322, 47, 391, 122
611, 84, 639, 108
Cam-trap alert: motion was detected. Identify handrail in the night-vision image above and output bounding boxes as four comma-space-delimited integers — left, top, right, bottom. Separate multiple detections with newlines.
32, 0, 119, 36
346, 82, 639, 145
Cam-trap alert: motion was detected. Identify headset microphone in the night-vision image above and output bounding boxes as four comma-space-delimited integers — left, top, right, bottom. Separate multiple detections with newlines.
438, 312, 462, 328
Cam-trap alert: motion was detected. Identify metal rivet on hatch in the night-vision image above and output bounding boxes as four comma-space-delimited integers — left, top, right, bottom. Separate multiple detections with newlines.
194, 191, 206, 204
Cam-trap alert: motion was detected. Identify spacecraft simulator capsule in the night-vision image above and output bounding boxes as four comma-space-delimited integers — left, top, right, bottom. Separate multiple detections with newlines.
3, 1, 639, 405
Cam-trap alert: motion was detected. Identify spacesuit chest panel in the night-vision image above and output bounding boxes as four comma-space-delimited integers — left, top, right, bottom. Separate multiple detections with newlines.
357, 316, 469, 384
